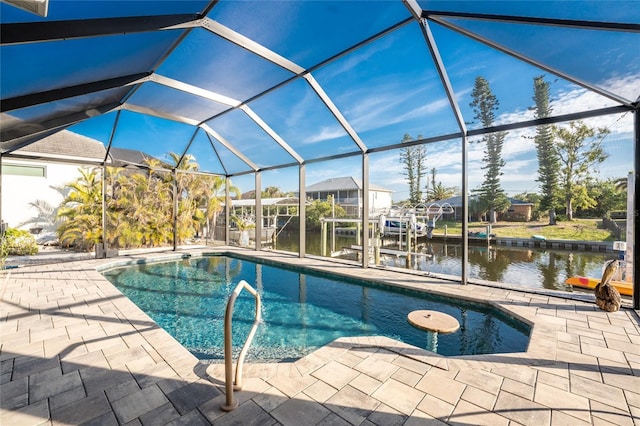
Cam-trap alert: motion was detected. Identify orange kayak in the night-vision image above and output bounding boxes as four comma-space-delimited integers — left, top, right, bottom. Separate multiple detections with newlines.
566, 276, 633, 296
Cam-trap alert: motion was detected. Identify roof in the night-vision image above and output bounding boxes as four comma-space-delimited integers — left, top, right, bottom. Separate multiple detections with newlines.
13, 130, 106, 161
306, 177, 392, 193
109, 147, 157, 168
1, 1, 636, 179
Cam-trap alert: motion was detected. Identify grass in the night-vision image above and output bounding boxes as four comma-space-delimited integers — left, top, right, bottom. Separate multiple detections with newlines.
433, 218, 616, 242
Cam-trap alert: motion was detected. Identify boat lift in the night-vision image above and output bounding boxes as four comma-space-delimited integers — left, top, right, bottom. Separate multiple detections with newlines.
320, 202, 454, 267
415, 202, 455, 237
382, 202, 455, 239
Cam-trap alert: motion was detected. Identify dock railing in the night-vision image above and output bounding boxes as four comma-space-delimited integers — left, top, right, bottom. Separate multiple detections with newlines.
221, 280, 262, 412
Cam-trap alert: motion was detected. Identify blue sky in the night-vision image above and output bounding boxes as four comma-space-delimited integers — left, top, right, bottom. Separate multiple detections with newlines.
2, 0, 638, 202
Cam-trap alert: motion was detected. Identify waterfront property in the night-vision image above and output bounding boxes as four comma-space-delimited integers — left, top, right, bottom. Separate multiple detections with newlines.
1, 247, 639, 425
303, 177, 394, 217
1, 1, 639, 424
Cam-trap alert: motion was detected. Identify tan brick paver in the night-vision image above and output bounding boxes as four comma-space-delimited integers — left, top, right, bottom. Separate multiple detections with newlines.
1, 248, 638, 425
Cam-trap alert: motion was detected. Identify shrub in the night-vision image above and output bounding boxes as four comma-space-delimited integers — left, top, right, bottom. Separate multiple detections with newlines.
1, 228, 39, 256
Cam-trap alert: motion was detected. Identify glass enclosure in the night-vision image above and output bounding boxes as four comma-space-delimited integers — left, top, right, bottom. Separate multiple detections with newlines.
1, 0, 637, 303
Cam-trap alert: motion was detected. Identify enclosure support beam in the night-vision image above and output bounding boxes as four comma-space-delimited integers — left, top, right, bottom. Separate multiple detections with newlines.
633, 108, 639, 309
420, 17, 469, 284
362, 153, 370, 269
225, 178, 231, 245
255, 172, 262, 252
172, 170, 178, 252
299, 165, 306, 258
101, 164, 107, 258
1, 14, 201, 45
461, 135, 469, 285
428, 15, 633, 107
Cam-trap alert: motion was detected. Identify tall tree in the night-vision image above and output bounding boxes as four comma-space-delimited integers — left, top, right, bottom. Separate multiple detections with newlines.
170, 153, 204, 243
552, 120, 609, 220
425, 167, 436, 199
532, 75, 561, 225
399, 133, 427, 204
57, 167, 103, 250
469, 76, 509, 223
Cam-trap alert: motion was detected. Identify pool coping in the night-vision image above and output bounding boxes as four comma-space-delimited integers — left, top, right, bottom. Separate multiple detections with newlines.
2, 246, 639, 425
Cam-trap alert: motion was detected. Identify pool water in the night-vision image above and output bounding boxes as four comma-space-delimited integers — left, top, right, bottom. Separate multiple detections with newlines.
103, 255, 531, 362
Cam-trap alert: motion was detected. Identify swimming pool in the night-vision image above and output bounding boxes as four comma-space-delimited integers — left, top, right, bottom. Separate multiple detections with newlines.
103, 255, 531, 362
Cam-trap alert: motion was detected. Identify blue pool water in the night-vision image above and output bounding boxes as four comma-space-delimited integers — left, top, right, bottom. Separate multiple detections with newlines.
103, 255, 530, 362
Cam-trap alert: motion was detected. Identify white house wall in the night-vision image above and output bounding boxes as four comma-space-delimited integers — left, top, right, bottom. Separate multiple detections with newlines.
2, 159, 83, 231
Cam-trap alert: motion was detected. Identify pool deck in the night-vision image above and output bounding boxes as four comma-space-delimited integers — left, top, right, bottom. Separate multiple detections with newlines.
1, 247, 639, 425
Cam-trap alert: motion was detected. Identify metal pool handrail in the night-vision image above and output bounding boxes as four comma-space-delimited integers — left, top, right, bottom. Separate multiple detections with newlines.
221, 279, 262, 412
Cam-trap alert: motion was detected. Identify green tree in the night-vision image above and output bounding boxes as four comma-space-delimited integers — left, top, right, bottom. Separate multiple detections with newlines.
577, 178, 626, 218
304, 196, 346, 230
468, 196, 489, 222
170, 153, 206, 243
57, 167, 103, 250
425, 168, 456, 201
200, 175, 238, 240
1, 228, 38, 256
262, 186, 284, 198
552, 121, 609, 220
532, 75, 561, 225
57, 154, 235, 250
469, 76, 509, 223
613, 174, 631, 192
107, 160, 173, 248
428, 182, 456, 201
399, 134, 427, 204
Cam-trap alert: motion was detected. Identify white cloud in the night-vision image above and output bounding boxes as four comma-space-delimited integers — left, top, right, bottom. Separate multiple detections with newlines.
304, 126, 347, 144
391, 74, 635, 198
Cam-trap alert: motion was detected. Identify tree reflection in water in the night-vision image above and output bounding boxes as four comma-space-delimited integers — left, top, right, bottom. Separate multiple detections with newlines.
275, 231, 611, 293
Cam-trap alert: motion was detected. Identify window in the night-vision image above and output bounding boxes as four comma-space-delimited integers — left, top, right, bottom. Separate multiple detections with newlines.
2, 164, 46, 177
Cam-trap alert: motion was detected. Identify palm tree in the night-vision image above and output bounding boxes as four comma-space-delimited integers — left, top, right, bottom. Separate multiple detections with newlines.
196, 175, 239, 241
56, 153, 240, 249
262, 186, 283, 198
428, 182, 456, 202
107, 161, 173, 248
169, 153, 209, 243
57, 168, 103, 250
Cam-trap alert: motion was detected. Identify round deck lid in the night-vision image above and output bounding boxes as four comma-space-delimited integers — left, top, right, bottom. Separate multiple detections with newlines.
407, 310, 460, 334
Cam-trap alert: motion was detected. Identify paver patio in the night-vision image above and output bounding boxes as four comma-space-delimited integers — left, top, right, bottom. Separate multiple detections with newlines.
1, 247, 639, 425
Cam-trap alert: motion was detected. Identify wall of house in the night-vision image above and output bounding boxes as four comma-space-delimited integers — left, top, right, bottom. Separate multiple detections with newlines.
2, 159, 81, 232
307, 189, 392, 217
502, 204, 532, 222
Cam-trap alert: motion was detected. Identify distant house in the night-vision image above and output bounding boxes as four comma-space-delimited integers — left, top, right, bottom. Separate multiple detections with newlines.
434, 195, 534, 222
302, 177, 393, 217
503, 198, 535, 222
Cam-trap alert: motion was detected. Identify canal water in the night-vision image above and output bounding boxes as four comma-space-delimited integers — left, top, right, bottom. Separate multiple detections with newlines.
273, 231, 618, 294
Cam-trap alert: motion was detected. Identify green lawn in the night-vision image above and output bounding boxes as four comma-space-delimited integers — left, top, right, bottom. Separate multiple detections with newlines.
433, 219, 616, 242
